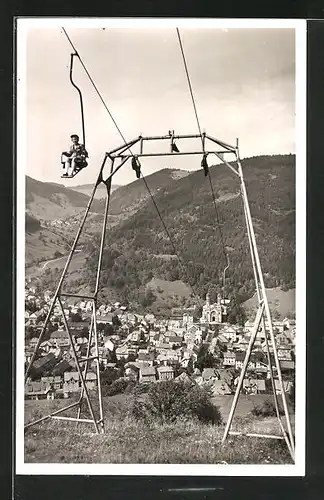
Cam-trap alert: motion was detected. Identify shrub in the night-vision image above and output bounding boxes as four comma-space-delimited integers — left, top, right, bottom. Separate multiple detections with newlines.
251, 398, 284, 418
103, 378, 129, 396
126, 380, 222, 425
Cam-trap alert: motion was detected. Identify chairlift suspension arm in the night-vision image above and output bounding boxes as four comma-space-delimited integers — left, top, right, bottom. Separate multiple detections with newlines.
70, 53, 86, 147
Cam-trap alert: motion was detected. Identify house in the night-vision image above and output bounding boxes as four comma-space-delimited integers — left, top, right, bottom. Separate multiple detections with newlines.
151, 333, 166, 346
136, 352, 155, 367
25, 380, 55, 400
180, 350, 197, 368
274, 379, 293, 394
145, 313, 155, 324
24, 348, 34, 364
220, 325, 238, 343
127, 313, 137, 324
210, 380, 232, 396
168, 336, 182, 348
115, 344, 129, 360
217, 369, 235, 387
283, 317, 296, 330
157, 365, 175, 381
28, 313, 38, 326
63, 370, 97, 395
85, 372, 97, 390
235, 351, 246, 370
174, 371, 196, 386
75, 335, 88, 345
96, 314, 113, 325
277, 347, 292, 361
50, 329, 69, 345
202, 368, 218, 383
156, 351, 179, 366
182, 312, 194, 326
243, 378, 266, 394
170, 308, 183, 320
139, 366, 156, 383
254, 363, 268, 375
28, 337, 39, 349
223, 351, 236, 367
51, 359, 72, 376
124, 363, 140, 381
69, 321, 91, 330
103, 337, 115, 351
155, 342, 171, 352
276, 333, 290, 346
29, 352, 59, 379
106, 362, 117, 370
41, 375, 63, 391
280, 360, 295, 371
63, 371, 80, 394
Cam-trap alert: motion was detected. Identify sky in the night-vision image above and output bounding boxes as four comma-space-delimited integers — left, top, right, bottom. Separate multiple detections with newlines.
20, 21, 297, 187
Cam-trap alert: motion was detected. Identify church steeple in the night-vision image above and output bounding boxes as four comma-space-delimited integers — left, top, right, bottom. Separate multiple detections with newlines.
206, 292, 210, 307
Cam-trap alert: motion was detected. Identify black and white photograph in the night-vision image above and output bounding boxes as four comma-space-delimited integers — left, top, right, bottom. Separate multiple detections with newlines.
16, 18, 306, 475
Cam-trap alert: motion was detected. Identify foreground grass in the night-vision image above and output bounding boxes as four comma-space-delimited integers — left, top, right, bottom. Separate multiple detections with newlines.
24, 398, 293, 464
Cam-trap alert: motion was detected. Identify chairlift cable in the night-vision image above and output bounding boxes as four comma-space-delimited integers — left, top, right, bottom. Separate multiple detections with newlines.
61, 27, 203, 309
141, 173, 203, 308
62, 27, 131, 153
176, 28, 203, 143
69, 53, 86, 147
176, 28, 229, 283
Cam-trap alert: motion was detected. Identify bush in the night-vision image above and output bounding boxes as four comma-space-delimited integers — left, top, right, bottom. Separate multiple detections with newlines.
103, 378, 129, 396
126, 380, 222, 425
251, 398, 284, 418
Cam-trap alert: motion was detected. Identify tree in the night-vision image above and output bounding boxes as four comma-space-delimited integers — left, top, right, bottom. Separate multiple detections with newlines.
227, 297, 247, 326
112, 315, 121, 328
187, 357, 194, 375
196, 345, 216, 371
104, 323, 114, 336
193, 305, 203, 321
70, 312, 83, 322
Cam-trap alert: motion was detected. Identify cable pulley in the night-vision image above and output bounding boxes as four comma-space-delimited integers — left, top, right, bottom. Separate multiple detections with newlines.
169, 129, 180, 152
201, 153, 209, 176
131, 156, 141, 179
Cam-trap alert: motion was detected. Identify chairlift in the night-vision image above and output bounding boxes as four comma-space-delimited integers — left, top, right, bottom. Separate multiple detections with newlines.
61, 53, 89, 179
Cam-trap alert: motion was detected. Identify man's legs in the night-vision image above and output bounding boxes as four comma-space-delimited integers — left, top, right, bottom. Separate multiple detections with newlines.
69, 157, 76, 175
61, 154, 71, 176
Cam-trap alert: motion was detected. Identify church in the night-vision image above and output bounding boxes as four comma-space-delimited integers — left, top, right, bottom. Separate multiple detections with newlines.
200, 293, 229, 325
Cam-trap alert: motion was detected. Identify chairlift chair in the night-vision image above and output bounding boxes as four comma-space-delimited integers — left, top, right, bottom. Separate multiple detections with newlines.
61, 153, 88, 179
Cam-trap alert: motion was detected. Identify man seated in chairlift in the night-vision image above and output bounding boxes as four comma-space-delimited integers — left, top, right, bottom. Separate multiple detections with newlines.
61, 134, 88, 176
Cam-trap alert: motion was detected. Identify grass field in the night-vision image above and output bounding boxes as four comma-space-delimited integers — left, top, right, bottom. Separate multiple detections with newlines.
243, 287, 295, 318
24, 394, 294, 465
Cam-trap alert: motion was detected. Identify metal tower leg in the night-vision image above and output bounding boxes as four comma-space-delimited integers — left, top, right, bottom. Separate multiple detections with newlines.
24, 154, 119, 434
242, 188, 294, 458
221, 150, 295, 461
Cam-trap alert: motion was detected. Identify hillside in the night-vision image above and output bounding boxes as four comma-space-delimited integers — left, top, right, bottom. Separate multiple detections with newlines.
26, 176, 105, 221
243, 287, 295, 319
24, 395, 293, 464
108, 168, 190, 215
84, 154, 296, 309
25, 156, 296, 310
69, 183, 121, 199
24, 169, 190, 271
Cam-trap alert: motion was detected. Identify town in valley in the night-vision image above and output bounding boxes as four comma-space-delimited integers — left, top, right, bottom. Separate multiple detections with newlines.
24, 283, 295, 401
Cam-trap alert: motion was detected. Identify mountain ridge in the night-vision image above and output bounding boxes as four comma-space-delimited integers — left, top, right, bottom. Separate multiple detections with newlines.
25, 155, 296, 312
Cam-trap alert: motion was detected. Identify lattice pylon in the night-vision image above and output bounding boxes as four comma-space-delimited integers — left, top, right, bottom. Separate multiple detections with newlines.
221, 148, 295, 461
24, 153, 118, 434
